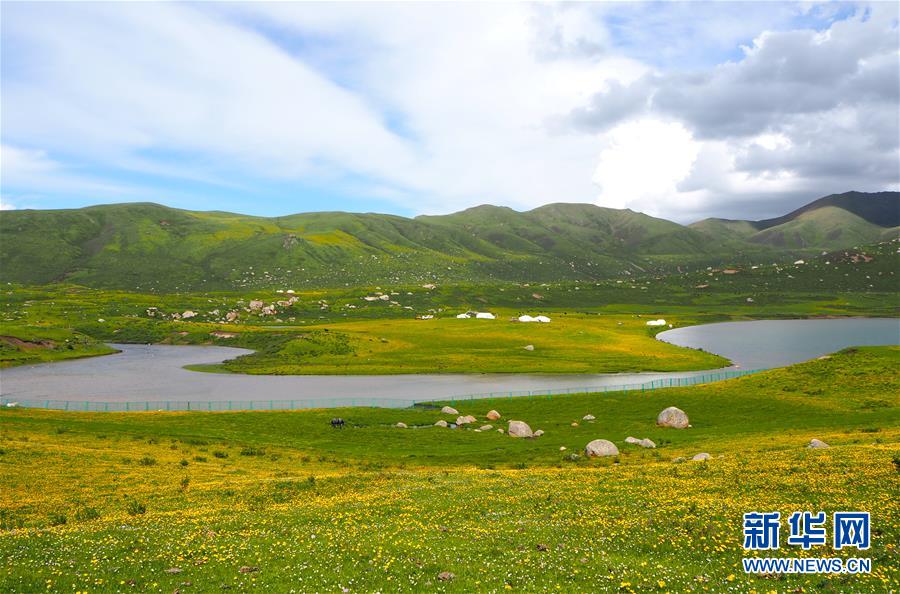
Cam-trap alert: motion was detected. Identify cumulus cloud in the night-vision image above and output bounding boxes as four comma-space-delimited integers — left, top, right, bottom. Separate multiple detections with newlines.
1, 2, 897, 221
568, 3, 899, 220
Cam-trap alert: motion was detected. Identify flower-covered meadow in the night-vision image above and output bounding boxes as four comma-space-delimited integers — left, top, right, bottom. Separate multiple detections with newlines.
1, 347, 898, 593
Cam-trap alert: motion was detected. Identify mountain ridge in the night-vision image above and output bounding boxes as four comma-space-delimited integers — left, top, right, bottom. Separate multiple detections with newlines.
1, 192, 896, 290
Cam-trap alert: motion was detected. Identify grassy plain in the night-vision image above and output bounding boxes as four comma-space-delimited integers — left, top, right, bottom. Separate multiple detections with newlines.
1, 347, 898, 592
1, 240, 897, 372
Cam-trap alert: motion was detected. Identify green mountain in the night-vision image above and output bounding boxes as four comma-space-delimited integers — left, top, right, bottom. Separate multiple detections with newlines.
1, 192, 896, 290
690, 191, 899, 250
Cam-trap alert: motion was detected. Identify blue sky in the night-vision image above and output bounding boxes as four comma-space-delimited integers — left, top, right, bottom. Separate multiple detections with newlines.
1, 2, 897, 222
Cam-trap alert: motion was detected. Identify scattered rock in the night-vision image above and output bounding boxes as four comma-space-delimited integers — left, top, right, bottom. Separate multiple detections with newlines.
497, 428, 505, 434
434, 420, 448, 428
508, 420, 533, 438
523, 344, 535, 351
570, 422, 579, 427
808, 439, 830, 449
692, 453, 711, 461
582, 414, 595, 421
625, 436, 641, 444
533, 429, 544, 437
441, 406, 459, 415
238, 566, 259, 574
486, 410, 501, 420
585, 439, 619, 457
437, 571, 455, 581
639, 438, 656, 449
657, 406, 690, 429
479, 425, 493, 431
395, 422, 408, 429
559, 446, 567, 451
456, 415, 477, 425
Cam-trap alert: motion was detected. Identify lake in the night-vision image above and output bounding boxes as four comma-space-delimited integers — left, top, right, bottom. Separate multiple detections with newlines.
1, 318, 897, 409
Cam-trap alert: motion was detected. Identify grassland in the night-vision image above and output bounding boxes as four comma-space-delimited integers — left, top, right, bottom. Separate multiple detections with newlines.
0, 239, 896, 373
1, 347, 898, 592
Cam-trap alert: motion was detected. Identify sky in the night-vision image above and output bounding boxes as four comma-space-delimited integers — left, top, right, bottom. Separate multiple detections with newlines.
1, 1, 898, 223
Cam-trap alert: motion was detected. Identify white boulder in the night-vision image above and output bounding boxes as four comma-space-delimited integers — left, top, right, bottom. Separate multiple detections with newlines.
585, 439, 619, 457
808, 439, 830, 449
440, 406, 459, 415
479, 425, 493, 431
486, 410, 501, 421
533, 429, 544, 437
657, 406, 689, 429
691, 452, 711, 461
507, 420, 534, 438
456, 415, 477, 425
582, 414, 596, 421
395, 422, 408, 429
434, 420, 448, 428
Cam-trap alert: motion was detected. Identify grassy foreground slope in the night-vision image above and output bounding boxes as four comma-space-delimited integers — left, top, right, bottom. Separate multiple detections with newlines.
1, 347, 897, 592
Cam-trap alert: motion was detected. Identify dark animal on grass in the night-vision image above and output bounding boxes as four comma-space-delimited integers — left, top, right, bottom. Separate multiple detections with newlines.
331, 418, 345, 429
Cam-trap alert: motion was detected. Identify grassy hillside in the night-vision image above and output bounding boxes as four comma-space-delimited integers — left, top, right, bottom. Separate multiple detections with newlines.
1, 347, 897, 592
6, 193, 895, 291
691, 191, 900, 250
749, 207, 898, 249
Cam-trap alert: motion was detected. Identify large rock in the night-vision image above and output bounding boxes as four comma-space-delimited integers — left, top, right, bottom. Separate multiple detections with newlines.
456, 415, 477, 425
657, 406, 689, 429
691, 452, 711, 461
808, 439, 830, 449
441, 406, 459, 415
507, 420, 534, 438
486, 410, 501, 421
582, 414, 596, 421
523, 344, 535, 351
625, 436, 641, 444
639, 438, 656, 449
479, 425, 493, 431
585, 439, 619, 457
434, 420, 448, 428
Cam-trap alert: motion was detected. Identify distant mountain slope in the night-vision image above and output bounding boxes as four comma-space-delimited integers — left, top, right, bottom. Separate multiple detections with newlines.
690, 191, 899, 250
1, 192, 895, 290
756, 191, 900, 229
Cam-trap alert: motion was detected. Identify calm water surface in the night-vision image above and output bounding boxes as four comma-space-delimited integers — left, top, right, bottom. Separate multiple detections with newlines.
1, 318, 896, 405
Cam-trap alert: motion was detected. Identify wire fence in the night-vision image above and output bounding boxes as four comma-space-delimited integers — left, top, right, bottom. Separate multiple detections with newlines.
0, 368, 763, 413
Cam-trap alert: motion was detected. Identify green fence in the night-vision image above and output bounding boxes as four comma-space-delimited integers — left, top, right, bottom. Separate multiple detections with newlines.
0, 368, 763, 412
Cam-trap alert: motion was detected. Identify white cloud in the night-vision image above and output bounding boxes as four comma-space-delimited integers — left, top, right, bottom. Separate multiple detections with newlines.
592, 119, 700, 217
1, 2, 896, 221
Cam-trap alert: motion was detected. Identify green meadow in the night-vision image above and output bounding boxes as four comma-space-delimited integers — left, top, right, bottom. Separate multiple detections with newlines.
1, 347, 898, 592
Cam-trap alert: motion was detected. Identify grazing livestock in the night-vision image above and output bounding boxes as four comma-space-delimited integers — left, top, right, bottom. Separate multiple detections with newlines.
331, 418, 345, 429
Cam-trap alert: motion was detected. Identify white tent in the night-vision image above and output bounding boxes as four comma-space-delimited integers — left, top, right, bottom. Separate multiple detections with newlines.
535, 315, 551, 323
456, 313, 470, 319
475, 312, 496, 319
517, 315, 536, 322
645, 319, 667, 326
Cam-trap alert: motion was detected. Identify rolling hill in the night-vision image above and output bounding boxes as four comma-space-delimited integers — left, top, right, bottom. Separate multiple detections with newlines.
1, 192, 896, 290
690, 191, 899, 250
